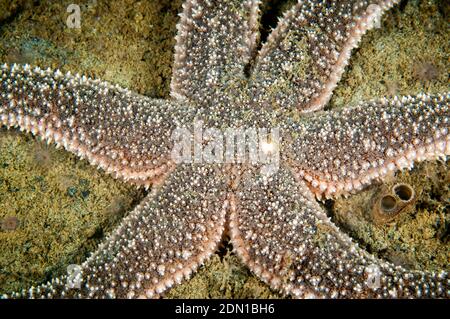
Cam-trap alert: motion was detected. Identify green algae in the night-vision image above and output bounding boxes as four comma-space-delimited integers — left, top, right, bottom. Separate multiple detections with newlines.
329, 0, 449, 109
0, 0, 448, 298
167, 250, 282, 299
0, 0, 27, 23
333, 160, 449, 271
0, 0, 181, 96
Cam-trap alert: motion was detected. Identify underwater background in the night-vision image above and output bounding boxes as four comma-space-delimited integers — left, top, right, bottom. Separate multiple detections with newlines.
0, 0, 448, 298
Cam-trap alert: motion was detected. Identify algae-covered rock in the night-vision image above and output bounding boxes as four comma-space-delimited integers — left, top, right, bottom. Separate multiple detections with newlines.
0, 130, 144, 293
329, 0, 449, 109
0, 0, 27, 23
167, 248, 282, 299
0, 0, 448, 298
333, 161, 449, 271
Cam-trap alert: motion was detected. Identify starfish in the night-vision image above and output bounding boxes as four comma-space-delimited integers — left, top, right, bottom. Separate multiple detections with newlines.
1, 0, 449, 298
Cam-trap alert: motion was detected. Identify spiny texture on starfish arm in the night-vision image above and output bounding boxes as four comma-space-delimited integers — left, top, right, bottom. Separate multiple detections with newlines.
8, 164, 228, 299
230, 166, 448, 298
287, 93, 450, 198
171, 0, 260, 104
1, 0, 449, 299
250, 0, 399, 113
0, 64, 199, 186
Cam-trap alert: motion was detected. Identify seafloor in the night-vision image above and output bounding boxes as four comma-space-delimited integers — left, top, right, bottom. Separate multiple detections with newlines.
0, 0, 448, 298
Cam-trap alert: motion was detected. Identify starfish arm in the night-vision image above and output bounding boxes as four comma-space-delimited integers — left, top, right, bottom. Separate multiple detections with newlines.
250, 0, 398, 113
0, 64, 197, 187
5, 164, 228, 298
229, 166, 448, 298
170, 0, 261, 104
286, 93, 449, 198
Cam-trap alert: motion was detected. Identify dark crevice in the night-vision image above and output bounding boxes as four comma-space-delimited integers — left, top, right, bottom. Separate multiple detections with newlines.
398, 0, 409, 12
244, 0, 295, 76
258, 0, 293, 47
437, 0, 449, 19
